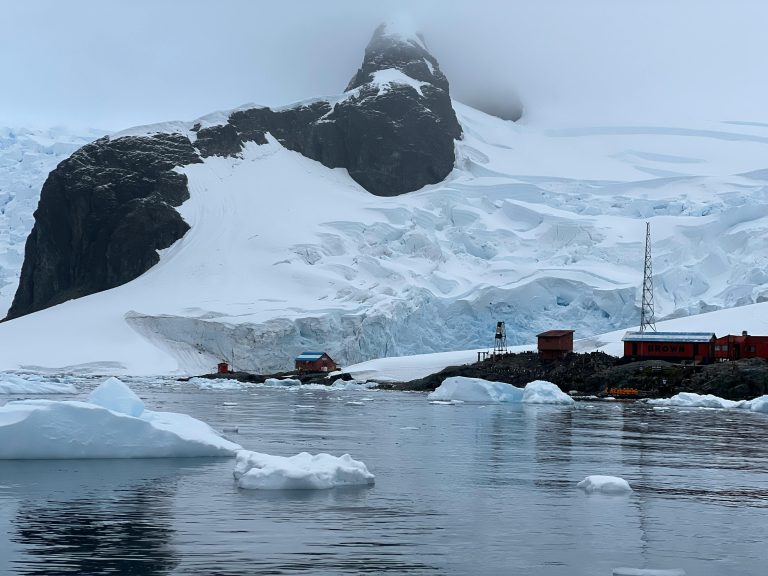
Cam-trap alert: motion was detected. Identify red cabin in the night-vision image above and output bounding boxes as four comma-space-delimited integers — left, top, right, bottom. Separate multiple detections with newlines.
295, 352, 337, 374
537, 330, 575, 360
622, 331, 716, 363
217, 362, 231, 374
714, 331, 768, 361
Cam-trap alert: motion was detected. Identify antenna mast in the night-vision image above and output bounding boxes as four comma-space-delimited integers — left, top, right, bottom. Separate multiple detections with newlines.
640, 222, 657, 333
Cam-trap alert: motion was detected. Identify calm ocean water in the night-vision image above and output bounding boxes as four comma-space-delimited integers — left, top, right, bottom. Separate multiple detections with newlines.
1, 381, 767, 575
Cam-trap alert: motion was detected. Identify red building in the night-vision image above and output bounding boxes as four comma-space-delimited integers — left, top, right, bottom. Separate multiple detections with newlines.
622, 331, 716, 363
714, 331, 768, 361
537, 330, 574, 360
295, 352, 337, 373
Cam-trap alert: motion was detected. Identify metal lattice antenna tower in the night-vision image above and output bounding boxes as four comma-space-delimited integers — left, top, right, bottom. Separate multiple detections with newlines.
640, 222, 657, 333
494, 321, 507, 354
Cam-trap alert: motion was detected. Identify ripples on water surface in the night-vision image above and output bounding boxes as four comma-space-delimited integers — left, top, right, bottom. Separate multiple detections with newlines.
1, 382, 767, 575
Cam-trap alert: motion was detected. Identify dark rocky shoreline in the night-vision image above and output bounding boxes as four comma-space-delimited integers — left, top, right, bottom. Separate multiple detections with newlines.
192, 352, 768, 401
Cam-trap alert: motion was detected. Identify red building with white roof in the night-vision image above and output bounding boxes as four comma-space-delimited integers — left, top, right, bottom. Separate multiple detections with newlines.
622, 331, 716, 363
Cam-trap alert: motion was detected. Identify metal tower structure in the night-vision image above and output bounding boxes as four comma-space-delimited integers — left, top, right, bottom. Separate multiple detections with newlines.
640, 222, 657, 333
494, 321, 507, 354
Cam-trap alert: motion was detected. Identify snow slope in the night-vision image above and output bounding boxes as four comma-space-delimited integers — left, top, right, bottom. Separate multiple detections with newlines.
1, 104, 768, 374
0, 127, 103, 315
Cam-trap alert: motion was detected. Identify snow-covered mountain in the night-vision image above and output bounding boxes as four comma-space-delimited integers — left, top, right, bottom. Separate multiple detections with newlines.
0, 127, 103, 314
1, 23, 767, 376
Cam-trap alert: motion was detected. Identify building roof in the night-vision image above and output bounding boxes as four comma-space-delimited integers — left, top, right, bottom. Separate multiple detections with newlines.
295, 352, 327, 361
622, 331, 715, 343
537, 330, 575, 338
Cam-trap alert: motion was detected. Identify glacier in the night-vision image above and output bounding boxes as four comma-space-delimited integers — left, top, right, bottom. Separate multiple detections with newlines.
1, 105, 768, 374
0, 127, 103, 315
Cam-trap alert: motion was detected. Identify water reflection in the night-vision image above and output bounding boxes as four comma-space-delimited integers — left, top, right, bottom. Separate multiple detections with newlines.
0, 459, 215, 576
2, 387, 768, 575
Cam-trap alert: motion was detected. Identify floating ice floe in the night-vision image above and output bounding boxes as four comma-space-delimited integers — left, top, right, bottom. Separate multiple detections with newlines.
577, 475, 633, 494
329, 379, 377, 390
427, 377, 574, 405
263, 377, 302, 387
190, 376, 376, 392
0, 373, 77, 395
0, 377, 241, 459
233, 450, 375, 490
648, 392, 768, 414
613, 568, 686, 576
188, 377, 247, 390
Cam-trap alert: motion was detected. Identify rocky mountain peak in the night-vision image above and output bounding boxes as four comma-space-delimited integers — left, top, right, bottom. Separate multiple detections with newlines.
5, 23, 463, 320
346, 21, 449, 93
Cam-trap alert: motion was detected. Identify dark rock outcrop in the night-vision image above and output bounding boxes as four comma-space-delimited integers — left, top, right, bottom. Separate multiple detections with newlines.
5, 134, 200, 320
195, 24, 462, 195
6, 23, 463, 319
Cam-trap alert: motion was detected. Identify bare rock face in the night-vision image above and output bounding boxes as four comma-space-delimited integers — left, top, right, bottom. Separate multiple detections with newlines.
194, 23, 462, 196
5, 23, 463, 319
5, 134, 200, 320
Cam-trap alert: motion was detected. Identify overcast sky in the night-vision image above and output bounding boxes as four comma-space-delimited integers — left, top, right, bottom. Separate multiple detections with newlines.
2, 0, 767, 131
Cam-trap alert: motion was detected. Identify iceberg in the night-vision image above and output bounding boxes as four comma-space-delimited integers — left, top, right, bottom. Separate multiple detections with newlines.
648, 392, 741, 410
427, 377, 574, 405
263, 377, 302, 387
0, 377, 241, 459
427, 377, 523, 402
88, 376, 144, 416
577, 475, 633, 494
648, 392, 768, 414
522, 380, 576, 405
0, 373, 77, 395
233, 450, 375, 490
746, 395, 768, 414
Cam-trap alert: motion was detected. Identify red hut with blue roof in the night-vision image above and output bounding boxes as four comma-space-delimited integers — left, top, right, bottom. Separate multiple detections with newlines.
295, 352, 337, 373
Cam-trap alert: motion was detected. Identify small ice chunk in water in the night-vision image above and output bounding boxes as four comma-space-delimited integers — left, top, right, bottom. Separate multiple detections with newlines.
88, 377, 145, 416
522, 380, 575, 405
577, 475, 633, 494
613, 568, 686, 576
264, 378, 301, 387
233, 450, 375, 490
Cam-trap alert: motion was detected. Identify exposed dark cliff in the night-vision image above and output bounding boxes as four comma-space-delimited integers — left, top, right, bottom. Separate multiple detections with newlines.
6, 23, 463, 319
5, 134, 200, 320
193, 23, 462, 195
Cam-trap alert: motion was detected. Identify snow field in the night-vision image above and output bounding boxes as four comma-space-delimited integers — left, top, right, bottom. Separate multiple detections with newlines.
3, 105, 768, 374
